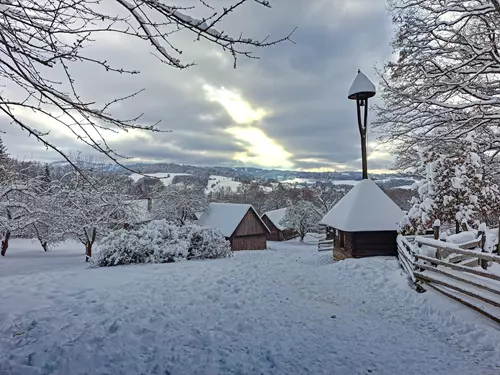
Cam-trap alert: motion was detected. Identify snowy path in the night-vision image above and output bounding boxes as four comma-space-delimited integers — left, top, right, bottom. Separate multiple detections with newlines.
1, 240, 500, 374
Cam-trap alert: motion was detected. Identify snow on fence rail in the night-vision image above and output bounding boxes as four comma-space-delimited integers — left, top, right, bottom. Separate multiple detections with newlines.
317, 239, 334, 252
396, 235, 417, 283
396, 229, 500, 323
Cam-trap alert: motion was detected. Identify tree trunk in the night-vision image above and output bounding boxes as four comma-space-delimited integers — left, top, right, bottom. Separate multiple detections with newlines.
300, 233, 305, 242
86, 241, 92, 262
1, 231, 11, 256
455, 220, 460, 234
34, 225, 48, 252
85, 228, 97, 262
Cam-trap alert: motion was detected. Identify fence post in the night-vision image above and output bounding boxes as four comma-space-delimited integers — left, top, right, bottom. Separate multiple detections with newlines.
461, 221, 468, 232
433, 219, 440, 240
435, 223, 444, 260
497, 219, 500, 254
478, 223, 488, 270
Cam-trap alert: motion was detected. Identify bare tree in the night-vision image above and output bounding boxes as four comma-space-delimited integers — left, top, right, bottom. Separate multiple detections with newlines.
152, 182, 206, 224
279, 200, 321, 242
63, 157, 130, 261
0, 1, 293, 170
312, 184, 350, 216
0, 165, 47, 256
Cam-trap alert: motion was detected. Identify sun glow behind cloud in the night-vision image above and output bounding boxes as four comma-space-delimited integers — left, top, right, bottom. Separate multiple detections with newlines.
203, 85, 268, 125
203, 84, 294, 169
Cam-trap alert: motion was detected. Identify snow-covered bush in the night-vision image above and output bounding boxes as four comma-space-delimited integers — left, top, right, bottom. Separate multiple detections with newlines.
187, 227, 231, 260
92, 220, 188, 267
92, 220, 231, 267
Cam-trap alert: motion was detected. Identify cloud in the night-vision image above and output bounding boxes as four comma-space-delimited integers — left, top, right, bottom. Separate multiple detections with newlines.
1, 0, 393, 172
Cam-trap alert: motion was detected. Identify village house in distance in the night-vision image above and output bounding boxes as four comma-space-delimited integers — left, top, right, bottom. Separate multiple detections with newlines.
197, 203, 270, 251
321, 179, 404, 259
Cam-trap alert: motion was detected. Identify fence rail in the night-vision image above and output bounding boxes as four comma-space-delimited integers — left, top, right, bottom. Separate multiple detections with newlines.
396, 230, 500, 324
317, 239, 334, 252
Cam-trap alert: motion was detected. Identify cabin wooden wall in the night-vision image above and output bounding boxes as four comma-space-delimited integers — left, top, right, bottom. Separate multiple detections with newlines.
261, 215, 298, 241
282, 229, 298, 241
351, 231, 398, 257
230, 209, 269, 250
333, 230, 397, 259
334, 231, 353, 259
261, 215, 282, 241
230, 235, 267, 251
234, 210, 268, 237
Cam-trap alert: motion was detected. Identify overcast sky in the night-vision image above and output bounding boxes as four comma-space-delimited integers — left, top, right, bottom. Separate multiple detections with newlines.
1, 0, 394, 172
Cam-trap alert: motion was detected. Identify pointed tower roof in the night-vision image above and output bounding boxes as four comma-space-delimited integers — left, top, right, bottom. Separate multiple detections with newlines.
320, 179, 404, 232
348, 70, 376, 100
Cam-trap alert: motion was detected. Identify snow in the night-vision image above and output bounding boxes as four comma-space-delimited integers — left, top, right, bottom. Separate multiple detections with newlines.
445, 231, 478, 245
129, 172, 191, 186
281, 178, 359, 186
0, 239, 85, 278
348, 70, 376, 99
205, 175, 242, 194
2, 239, 500, 374
130, 173, 244, 194
262, 207, 288, 231
196, 202, 269, 237
321, 179, 405, 231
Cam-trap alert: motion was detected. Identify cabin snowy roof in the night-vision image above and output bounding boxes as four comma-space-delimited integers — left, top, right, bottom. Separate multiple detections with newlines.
262, 208, 288, 231
320, 179, 404, 232
197, 202, 270, 237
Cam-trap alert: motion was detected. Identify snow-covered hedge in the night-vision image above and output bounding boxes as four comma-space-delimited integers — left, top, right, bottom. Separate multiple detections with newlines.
187, 227, 232, 260
92, 220, 231, 267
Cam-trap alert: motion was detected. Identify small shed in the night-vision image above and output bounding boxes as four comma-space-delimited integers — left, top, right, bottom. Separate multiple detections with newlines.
320, 179, 404, 259
197, 203, 270, 251
261, 208, 297, 241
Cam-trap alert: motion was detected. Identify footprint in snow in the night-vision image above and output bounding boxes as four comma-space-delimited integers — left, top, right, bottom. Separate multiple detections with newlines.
108, 320, 120, 334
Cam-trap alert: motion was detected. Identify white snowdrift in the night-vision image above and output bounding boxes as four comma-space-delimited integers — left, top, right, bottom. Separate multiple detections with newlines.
0, 240, 499, 375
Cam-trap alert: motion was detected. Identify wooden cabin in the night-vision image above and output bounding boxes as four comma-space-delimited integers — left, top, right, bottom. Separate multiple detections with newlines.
320, 179, 404, 259
197, 203, 270, 251
261, 208, 297, 241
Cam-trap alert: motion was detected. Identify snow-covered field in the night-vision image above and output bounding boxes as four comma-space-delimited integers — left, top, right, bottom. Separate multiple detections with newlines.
281, 178, 360, 186
129, 173, 243, 193
1, 239, 500, 375
129, 172, 191, 185
205, 175, 242, 193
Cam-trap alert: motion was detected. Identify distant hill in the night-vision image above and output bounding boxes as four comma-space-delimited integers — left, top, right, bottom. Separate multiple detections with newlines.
51, 161, 418, 189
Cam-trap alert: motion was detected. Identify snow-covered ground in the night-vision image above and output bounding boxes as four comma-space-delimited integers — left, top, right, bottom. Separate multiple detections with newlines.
129, 172, 191, 185
1, 239, 500, 375
205, 175, 242, 193
129, 173, 244, 194
281, 178, 360, 186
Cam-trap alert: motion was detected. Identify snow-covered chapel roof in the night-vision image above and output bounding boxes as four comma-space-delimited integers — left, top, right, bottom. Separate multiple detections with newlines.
197, 203, 270, 237
320, 179, 404, 232
262, 208, 288, 231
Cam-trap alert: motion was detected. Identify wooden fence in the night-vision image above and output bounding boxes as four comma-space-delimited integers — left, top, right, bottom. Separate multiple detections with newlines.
397, 231, 500, 323
318, 239, 334, 252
